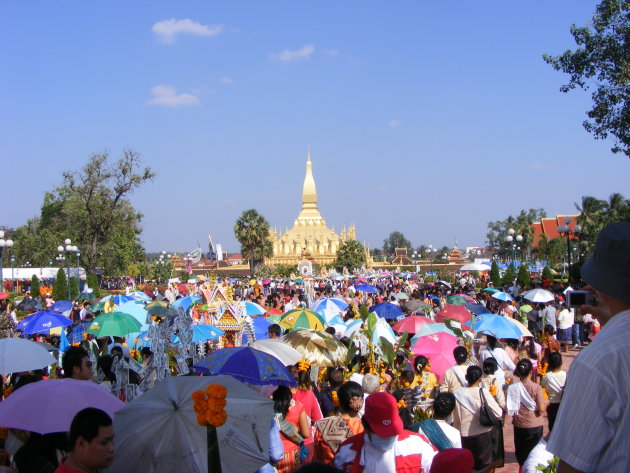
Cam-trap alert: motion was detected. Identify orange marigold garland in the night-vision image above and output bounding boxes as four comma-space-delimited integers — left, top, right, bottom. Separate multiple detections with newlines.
297, 360, 311, 372
192, 384, 229, 427
331, 390, 340, 407
488, 384, 498, 396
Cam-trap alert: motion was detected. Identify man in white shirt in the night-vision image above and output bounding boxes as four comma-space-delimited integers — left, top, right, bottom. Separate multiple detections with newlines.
547, 222, 630, 473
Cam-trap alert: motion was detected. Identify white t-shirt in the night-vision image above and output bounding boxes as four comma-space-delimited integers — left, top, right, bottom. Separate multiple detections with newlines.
421, 420, 462, 448
479, 346, 516, 372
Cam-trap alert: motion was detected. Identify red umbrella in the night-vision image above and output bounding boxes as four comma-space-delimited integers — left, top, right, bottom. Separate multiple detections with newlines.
435, 305, 473, 325
177, 284, 189, 296
0, 293, 9, 301
392, 315, 433, 334
267, 308, 283, 316
411, 332, 459, 382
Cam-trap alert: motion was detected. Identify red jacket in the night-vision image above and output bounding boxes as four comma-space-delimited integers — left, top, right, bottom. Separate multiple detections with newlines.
333, 430, 437, 473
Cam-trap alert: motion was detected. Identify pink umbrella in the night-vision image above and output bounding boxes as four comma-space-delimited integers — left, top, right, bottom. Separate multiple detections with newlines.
456, 294, 476, 303
435, 304, 473, 325
411, 332, 459, 382
392, 315, 433, 334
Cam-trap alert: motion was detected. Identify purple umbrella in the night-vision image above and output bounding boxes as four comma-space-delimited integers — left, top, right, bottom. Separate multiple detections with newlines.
0, 378, 124, 433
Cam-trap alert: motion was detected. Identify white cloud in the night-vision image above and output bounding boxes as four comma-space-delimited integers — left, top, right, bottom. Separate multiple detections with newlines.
152, 18, 224, 44
388, 120, 403, 128
269, 44, 315, 62
528, 162, 553, 171
220, 77, 234, 84
324, 49, 339, 57
147, 85, 200, 107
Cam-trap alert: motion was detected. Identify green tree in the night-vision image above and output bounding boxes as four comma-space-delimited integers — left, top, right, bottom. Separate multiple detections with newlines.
87, 274, 101, 298
543, 0, 630, 157
487, 209, 547, 260
490, 261, 501, 287
542, 266, 553, 281
382, 231, 412, 256
334, 240, 367, 272
234, 209, 274, 276
12, 150, 154, 275
69, 276, 79, 300
53, 268, 68, 300
517, 263, 531, 289
575, 193, 630, 256
30, 275, 40, 299
502, 263, 516, 286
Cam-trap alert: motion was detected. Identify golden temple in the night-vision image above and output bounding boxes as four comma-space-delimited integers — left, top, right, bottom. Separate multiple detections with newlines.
266, 151, 360, 266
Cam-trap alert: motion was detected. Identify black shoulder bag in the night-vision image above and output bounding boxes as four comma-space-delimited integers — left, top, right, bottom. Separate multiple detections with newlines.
479, 388, 500, 427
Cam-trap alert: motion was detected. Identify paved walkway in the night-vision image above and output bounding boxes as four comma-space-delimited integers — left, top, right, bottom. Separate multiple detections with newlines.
497, 347, 579, 473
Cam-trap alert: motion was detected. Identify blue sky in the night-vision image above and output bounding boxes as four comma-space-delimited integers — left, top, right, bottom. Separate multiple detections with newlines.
1, 1, 628, 255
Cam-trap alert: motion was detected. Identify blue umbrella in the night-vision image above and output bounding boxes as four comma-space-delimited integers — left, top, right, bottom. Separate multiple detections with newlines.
464, 303, 492, 316
369, 302, 403, 320
49, 300, 73, 314
17, 311, 73, 335
355, 283, 379, 294
410, 324, 456, 345
172, 296, 202, 312
242, 301, 267, 316
128, 291, 152, 302
172, 324, 224, 344
491, 292, 514, 302
310, 297, 349, 322
242, 317, 274, 344
192, 347, 297, 386
102, 295, 135, 306
116, 301, 150, 330
472, 314, 522, 339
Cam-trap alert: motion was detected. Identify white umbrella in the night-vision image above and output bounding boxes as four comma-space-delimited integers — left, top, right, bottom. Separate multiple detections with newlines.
0, 338, 56, 374
522, 288, 555, 303
460, 263, 491, 272
106, 375, 273, 473
249, 338, 302, 365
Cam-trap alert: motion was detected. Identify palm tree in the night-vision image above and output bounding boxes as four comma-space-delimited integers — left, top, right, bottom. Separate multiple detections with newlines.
234, 209, 274, 276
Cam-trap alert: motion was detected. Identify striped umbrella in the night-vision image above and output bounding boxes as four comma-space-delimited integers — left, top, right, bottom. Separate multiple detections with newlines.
279, 309, 325, 331
310, 297, 349, 322
243, 301, 267, 316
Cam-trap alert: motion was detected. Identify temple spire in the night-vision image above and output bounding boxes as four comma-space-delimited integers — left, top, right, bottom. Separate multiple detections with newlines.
301, 148, 318, 211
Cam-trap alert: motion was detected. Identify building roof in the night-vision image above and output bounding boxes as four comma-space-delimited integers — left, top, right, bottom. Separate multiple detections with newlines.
532, 215, 580, 246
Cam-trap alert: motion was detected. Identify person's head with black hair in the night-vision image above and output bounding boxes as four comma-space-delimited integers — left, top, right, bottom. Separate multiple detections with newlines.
14, 373, 43, 390
543, 324, 555, 336
97, 355, 115, 382
267, 323, 282, 339
413, 355, 429, 373
433, 392, 456, 420
324, 326, 336, 336
548, 352, 563, 372
465, 366, 483, 386
337, 381, 363, 415
482, 357, 499, 376
62, 346, 91, 380
65, 408, 114, 471
514, 358, 533, 379
398, 369, 415, 387
486, 335, 498, 349
140, 346, 152, 361
327, 367, 345, 389
272, 385, 293, 416
453, 346, 468, 365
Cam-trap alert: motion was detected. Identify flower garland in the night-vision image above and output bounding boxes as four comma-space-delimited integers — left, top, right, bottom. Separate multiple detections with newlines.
397, 399, 407, 409
192, 384, 229, 427
489, 384, 498, 396
538, 363, 549, 377
297, 360, 311, 372
331, 391, 339, 407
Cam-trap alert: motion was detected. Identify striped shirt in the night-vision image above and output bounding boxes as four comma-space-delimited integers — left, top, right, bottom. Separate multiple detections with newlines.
546, 309, 630, 472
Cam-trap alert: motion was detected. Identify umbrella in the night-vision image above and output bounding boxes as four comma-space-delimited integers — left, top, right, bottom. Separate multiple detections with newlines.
115, 301, 150, 329
446, 295, 468, 305
128, 291, 152, 302
267, 308, 283, 316
193, 347, 297, 386
0, 378, 124, 433
325, 315, 348, 337
106, 375, 273, 473
464, 303, 492, 315
76, 292, 97, 301
242, 301, 267, 316
472, 314, 522, 339
481, 287, 500, 293
102, 294, 135, 305
49, 300, 73, 314
411, 323, 456, 340
509, 317, 534, 338
459, 263, 491, 271
392, 315, 433, 334
310, 297, 348, 322
67, 322, 92, 344
242, 316, 273, 344
491, 292, 514, 302
435, 305, 473, 325
17, 311, 72, 335
355, 283, 379, 294
16, 298, 40, 312
404, 300, 431, 314
522, 288, 556, 303
369, 302, 403, 320
173, 296, 202, 312
147, 305, 178, 319
249, 339, 302, 365
436, 280, 452, 289
172, 324, 224, 344
282, 329, 348, 367
88, 312, 142, 337
411, 332, 459, 382
372, 317, 398, 346
279, 309, 325, 331
146, 300, 169, 309
0, 338, 56, 374
393, 292, 409, 300
0, 293, 9, 300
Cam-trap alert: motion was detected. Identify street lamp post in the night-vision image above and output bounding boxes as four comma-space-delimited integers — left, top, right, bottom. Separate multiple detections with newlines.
505, 228, 523, 262
0, 231, 14, 293
10, 255, 15, 292
57, 239, 79, 300
412, 251, 418, 273
556, 217, 581, 282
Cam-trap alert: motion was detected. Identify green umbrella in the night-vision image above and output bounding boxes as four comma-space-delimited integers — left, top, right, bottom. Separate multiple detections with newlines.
76, 292, 97, 301
481, 288, 500, 293
147, 305, 177, 318
267, 313, 282, 324
446, 295, 468, 305
88, 312, 142, 337
89, 300, 110, 313
145, 300, 169, 309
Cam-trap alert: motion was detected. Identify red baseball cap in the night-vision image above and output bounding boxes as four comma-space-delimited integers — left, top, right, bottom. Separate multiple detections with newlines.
363, 392, 404, 437
430, 448, 474, 473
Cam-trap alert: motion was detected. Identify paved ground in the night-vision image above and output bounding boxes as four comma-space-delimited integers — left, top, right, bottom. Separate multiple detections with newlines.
497, 347, 580, 473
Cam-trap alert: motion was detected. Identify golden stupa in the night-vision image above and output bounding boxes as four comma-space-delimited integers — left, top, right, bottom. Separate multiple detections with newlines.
266, 151, 360, 266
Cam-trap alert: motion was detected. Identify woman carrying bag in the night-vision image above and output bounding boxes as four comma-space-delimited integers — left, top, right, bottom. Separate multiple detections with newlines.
453, 366, 502, 473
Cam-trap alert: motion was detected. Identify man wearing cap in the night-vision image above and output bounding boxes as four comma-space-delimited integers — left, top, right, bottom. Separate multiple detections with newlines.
547, 222, 630, 473
333, 392, 437, 473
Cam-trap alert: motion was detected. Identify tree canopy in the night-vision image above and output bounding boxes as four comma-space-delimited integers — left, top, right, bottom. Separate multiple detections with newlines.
486, 209, 546, 259
543, 0, 630, 157
575, 192, 630, 254
233, 209, 274, 276
12, 150, 154, 275
382, 231, 412, 256
334, 240, 367, 272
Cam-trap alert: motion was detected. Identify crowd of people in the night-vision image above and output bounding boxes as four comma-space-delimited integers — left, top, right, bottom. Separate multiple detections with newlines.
0, 222, 628, 473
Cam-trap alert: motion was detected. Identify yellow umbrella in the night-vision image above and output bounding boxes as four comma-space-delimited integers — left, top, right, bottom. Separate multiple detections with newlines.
282, 329, 347, 367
